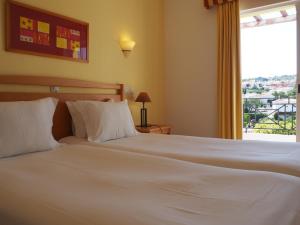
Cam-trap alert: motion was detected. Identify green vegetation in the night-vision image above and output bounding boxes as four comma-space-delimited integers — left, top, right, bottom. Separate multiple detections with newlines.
243, 99, 263, 112
287, 87, 297, 98
243, 112, 267, 127
254, 118, 296, 135
243, 85, 265, 94
272, 87, 297, 99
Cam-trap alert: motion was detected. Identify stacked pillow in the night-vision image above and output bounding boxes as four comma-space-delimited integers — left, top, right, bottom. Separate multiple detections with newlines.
67, 100, 138, 143
0, 98, 59, 158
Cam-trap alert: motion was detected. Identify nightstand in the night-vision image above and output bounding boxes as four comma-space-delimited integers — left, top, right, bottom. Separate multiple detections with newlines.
136, 125, 171, 135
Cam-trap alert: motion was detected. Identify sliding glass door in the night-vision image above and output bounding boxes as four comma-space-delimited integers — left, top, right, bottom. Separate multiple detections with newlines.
241, 3, 298, 142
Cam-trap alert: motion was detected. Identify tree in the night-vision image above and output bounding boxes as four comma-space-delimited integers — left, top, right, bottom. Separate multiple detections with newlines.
273, 91, 279, 99
244, 99, 263, 113
287, 87, 297, 98
279, 91, 288, 98
272, 91, 288, 99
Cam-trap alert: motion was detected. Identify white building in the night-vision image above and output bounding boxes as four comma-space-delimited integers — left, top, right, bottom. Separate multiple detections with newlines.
272, 99, 297, 114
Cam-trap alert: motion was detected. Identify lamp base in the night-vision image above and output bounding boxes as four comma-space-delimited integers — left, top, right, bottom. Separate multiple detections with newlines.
140, 108, 148, 127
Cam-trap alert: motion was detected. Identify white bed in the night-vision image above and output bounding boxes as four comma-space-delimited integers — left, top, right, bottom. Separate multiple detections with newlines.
1, 144, 300, 225
1, 76, 300, 225
60, 133, 300, 177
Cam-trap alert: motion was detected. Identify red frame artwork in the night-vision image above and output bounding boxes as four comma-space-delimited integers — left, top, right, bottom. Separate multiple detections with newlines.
6, 0, 89, 63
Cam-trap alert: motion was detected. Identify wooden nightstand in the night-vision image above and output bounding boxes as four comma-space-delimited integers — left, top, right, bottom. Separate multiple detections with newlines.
136, 125, 171, 135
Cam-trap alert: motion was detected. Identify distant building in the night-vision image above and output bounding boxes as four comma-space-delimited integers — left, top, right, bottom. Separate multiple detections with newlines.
272, 98, 297, 114
243, 93, 275, 104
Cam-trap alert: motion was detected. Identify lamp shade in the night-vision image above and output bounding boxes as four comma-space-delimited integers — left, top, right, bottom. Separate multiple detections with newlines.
135, 92, 151, 103
120, 40, 136, 51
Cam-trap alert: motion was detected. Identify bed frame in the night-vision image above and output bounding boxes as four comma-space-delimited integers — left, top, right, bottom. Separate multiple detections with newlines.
0, 75, 124, 140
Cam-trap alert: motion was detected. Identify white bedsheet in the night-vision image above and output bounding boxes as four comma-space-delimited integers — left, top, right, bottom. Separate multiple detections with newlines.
61, 134, 300, 177
1, 144, 300, 225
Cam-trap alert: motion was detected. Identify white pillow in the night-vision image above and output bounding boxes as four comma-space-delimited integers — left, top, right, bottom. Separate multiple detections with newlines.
66, 99, 115, 138
66, 102, 87, 138
75, 100, 138, 143
0, 98, 59, 158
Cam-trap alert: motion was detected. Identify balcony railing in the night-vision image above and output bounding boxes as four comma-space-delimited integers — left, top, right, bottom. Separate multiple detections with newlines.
243, 98, 297, 135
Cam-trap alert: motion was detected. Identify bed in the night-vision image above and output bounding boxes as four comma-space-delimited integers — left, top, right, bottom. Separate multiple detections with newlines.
1, 143, 300, 225
60, 133, 300, 178
1, 75, 300, 225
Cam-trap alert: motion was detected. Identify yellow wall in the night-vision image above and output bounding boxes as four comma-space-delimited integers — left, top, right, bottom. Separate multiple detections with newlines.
0, 0, 165, 125
164, 0, 218, 137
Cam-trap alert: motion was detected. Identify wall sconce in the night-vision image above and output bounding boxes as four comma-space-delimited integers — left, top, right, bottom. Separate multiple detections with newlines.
120, 39, 136, 57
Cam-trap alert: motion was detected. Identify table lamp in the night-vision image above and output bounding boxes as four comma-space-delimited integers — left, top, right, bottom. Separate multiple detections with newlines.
135, 92, 151, 127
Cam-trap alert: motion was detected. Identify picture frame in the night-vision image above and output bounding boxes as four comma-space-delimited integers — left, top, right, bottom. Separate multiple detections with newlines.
6, 0, 89, 63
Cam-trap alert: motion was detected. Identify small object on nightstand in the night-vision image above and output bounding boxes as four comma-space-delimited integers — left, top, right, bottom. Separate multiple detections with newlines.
136, 125, 171, 135
135, 92, 151, 127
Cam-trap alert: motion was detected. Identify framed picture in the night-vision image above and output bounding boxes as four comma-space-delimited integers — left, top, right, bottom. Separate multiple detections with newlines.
6, 0, 89, 63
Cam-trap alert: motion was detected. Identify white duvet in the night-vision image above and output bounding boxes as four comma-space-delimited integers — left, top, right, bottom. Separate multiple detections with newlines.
61, 134, 300, 177
1, 144, 300, 225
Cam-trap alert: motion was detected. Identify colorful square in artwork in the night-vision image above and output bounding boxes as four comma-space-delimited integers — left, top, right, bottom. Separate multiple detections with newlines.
70, 29, 80, 36
56, 26, 70, 39
56, 37, 68, 49
37, 33, 50, 46
70, 29, 80, 41
20, 29, 36, 43
38, 21, 50, 34
20, 16, 34, 30
20, 35, 33, 43
70, 40, 80, 52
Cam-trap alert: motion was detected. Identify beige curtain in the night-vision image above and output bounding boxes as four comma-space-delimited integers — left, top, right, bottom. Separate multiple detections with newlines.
217, 0, 242, 139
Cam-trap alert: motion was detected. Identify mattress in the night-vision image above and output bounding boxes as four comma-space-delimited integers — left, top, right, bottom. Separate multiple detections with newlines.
60, 134, 300, 177
1, 144, 300, 225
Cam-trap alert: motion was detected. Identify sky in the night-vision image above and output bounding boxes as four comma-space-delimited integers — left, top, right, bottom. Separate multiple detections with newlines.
241, 21, 297, 79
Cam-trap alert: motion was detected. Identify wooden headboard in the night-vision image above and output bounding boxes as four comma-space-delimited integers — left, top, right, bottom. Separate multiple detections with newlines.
0, 75, 124, 140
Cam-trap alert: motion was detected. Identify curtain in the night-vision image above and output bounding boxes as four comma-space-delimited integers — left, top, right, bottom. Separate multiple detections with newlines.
217, 0, 242, 139
204, 0, 235, 9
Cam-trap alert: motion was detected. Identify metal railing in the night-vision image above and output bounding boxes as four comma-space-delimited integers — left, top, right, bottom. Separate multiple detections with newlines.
243, 98, 297, 135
